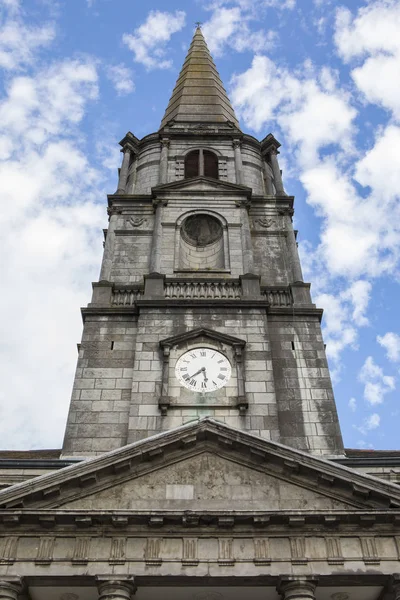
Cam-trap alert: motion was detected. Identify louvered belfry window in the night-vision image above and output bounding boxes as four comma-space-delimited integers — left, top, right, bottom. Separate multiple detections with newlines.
185, 150, 200, 178
184, 149, 219, 179
203, 150, 218, 179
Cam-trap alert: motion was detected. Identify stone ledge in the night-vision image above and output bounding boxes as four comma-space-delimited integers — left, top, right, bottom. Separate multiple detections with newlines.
1, 509, 400, 530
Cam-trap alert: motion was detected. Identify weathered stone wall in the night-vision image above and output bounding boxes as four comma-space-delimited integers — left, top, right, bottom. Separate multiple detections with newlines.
126, 306, 279, 445
62, 315, 138, 456
269, 313, 344, 456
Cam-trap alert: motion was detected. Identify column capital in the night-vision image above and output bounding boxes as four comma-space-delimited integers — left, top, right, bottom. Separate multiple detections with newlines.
261, 140, 280, 157
0, 578, 24, 600
120, 143, 135, 155
278, 207, 294, 218
234, 197, 251, 210
107, 205, 123, 217
277, 577, 318, 600
232, 138, 242, 149
152, 198, 168, 209
96, 576, 136, 599
160, 137, 170, 148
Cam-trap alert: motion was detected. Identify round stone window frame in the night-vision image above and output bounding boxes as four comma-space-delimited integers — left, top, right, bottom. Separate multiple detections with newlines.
174, 209, 230, 272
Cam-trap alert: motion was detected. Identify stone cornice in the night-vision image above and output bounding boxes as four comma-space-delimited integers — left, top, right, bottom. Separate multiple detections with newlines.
0, 509, 399, 531
135, 299, 270, 309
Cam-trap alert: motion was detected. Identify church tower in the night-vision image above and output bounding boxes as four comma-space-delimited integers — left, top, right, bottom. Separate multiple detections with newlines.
2, 27, 400, 600
62, 26, 344, 458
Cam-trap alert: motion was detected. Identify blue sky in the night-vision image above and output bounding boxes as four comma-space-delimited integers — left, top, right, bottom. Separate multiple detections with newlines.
0, 0, 399, 451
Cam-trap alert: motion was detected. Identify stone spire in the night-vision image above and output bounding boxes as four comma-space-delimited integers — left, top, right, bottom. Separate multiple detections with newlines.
160, 26, 240, 129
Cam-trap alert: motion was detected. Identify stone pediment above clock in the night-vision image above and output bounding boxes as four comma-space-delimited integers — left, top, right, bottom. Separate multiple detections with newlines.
160, 327, 246, 351
152, 175, 252, 196
1, 419, 400, 515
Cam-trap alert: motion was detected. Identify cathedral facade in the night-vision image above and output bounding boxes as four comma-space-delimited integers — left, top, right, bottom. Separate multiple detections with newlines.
0, 27, 400, 600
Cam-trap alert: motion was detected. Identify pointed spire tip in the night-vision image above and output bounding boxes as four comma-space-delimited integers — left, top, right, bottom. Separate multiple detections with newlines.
160, 24, 240, 129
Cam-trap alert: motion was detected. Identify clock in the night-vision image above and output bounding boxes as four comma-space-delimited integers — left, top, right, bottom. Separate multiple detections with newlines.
175, 348, 232, 393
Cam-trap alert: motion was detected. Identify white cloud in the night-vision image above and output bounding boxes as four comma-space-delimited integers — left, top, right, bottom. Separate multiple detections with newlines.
315, 291, 357, 363
312, 281, 371, 366
366, 413, 381, 430
202, 7, 277, 57
341, 280, 371, 327
206, 0, 295, 11
0, 7, 55, 70
122, 10, 186, 70
355, 125, 400, 199
230, 55, 356, 165
334, 2, 400, 62
335, 1, 400, 120
0, 60, 98, 162
355, 412, 381, 436
0, 0, 20, 14
229, 19, 400, 375
349, 397, 357, 412
0, 25, 105, 448
359, 356, 395, 406
106, 64, 135, 96
377, 331, 400, 362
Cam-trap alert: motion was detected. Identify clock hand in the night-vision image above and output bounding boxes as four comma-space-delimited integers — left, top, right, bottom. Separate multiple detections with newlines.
188, 366, 206, 378
202, 369, 208, 382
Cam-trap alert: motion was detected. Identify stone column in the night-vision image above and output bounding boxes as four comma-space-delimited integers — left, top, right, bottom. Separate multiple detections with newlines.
199, 148, 205, 176
99, 207, 120, 281
0, 579, 23, 600
116, 145, 132, 194
126, 155, 137, 194
97, 578, 135, 600
278, 577, 318, 600
392, 575, 400, 600
233, 139, 244, 185
237, 199, 254, 273
159, 138, 170, 184
269, 148, 286, 195
282, 209, 303, 283
149, 199, 166, 273
263, 159, 274, 195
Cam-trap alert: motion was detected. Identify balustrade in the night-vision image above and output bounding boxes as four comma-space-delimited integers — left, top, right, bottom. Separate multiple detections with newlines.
261, 287, 293, 306
112, 288, 143, 306
110, 283, 293, 305
164, 281, 241, 299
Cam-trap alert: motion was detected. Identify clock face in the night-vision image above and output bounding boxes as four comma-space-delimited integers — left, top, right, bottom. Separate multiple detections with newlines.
175, 348, 231, 393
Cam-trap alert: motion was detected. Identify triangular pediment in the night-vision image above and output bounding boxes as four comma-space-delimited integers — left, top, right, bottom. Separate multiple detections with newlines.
49, 452, 363, 512
153, 176, 251, 196
1, 419, 399, 517
160, 327, 246, 350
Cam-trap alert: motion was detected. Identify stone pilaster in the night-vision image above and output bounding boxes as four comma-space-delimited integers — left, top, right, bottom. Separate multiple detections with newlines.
149, 199, 167, 273
237, 199, 254, 273
278, 577, 318, 600
233, 139, 244, 185
116, 145, 132, 194
126, 155, 137, 194
97, 578, 135, 600
263, 159, 274, 194
159, 138, 170, 184
99, 207, 120, 281
280, 208, 303, 283
270, 148, 286, 195
0, 579, 23, 600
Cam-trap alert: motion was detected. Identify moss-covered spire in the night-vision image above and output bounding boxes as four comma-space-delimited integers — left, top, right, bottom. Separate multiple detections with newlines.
160, 26, 240, 129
